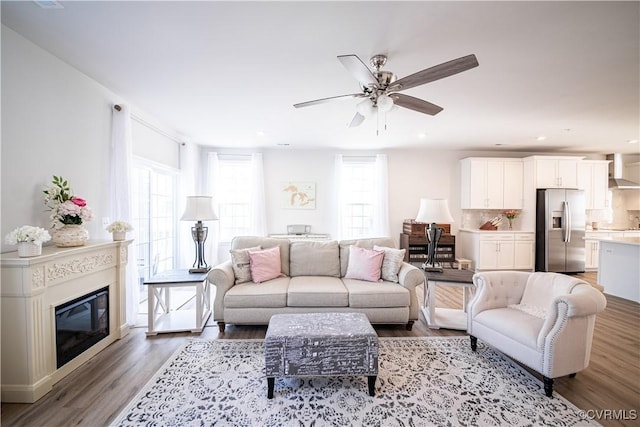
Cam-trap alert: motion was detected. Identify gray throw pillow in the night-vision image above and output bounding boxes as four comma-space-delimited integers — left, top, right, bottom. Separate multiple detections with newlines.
374, 245, 406, 283
230, 246, 261, 284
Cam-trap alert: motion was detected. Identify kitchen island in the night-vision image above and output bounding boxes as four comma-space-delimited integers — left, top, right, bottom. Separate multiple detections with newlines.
597, 237, 640, 303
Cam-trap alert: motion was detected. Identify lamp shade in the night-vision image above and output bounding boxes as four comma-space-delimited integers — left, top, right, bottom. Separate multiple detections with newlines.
415, 198, 454, 224
180, 196, 218, 221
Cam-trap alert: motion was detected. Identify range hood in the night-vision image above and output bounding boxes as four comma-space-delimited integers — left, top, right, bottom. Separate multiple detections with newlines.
607, 153, 640, 190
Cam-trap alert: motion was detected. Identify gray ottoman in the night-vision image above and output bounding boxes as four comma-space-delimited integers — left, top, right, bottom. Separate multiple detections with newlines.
264, 312, 378, 399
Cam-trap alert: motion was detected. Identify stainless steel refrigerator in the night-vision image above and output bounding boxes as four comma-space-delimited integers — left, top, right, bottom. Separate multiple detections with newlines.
535, 189, 585, 273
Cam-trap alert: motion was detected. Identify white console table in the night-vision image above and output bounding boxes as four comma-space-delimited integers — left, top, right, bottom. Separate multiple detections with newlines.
0, 240, 132, 403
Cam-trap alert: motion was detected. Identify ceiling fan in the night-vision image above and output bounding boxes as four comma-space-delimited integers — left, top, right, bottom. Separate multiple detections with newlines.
294, 53, 479, 127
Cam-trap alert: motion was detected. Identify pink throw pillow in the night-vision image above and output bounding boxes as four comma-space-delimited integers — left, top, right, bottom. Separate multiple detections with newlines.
248, 246, 283, 283
344, 246, 384, 282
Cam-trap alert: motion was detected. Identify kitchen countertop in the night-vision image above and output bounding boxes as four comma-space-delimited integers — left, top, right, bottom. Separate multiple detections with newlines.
599, 237, 640, 246
459, 228, 534, 233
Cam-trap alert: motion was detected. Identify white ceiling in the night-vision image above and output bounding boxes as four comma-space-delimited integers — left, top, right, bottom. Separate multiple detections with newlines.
2, 1, 639, 154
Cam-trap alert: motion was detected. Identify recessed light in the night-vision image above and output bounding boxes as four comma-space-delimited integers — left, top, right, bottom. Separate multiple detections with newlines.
34, 1, 63, 9
418, 133, 427, 139
256, 131, 265, 137
627, 139, 638, 144
536, 136, 547, 141
277, 143, 290, 147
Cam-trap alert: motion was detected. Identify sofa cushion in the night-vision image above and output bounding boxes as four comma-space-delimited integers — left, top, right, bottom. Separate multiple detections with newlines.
231, 236, 290, 276
473, 307, 544, 349
374, 245, 406, 283
224, 276, 289, 308
342, 278, 410, 308
289, 240, 340, 277
344, 246, 385, 282
287, 276, 349, 307
340, 237, 396, 277
230, 246, 261, 284
248, 246, 284, 283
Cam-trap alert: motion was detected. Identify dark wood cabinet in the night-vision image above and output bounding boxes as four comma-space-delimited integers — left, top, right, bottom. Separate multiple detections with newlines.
400, 233, 456, 267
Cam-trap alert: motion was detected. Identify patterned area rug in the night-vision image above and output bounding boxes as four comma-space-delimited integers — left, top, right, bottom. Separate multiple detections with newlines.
110, 337, 597, 426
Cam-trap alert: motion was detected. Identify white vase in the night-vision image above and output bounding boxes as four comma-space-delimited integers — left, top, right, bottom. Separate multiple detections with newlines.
17, 241, 42, 257
112, 231, 126, 241
52, 224, 90, 247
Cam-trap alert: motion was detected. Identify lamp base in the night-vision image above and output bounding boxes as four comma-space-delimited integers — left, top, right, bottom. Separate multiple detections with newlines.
422, 263, 444, 273
189, 266, 211, 274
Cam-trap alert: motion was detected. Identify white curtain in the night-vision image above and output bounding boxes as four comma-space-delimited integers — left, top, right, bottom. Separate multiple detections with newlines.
333, 154, 345, 239
109, 105, 138, 326
204, 152, 220, 266
249, 153, 267, 236
372, 154, 390, 237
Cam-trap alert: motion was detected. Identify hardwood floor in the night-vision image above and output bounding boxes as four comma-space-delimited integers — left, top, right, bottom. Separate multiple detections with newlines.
2, 272, 638, 426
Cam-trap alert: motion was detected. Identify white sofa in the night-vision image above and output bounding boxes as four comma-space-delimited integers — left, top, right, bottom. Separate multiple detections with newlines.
467, 271, 607, 397
208, 236, 424, 332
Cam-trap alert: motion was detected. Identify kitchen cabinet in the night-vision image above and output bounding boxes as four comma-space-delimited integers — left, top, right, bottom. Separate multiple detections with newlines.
578, 160, 610, 209
526, 156, 582, 189
460, 158, 523, 209
584, 232, 612, 270
458, 230, 534, 271
513, 233, 535, 269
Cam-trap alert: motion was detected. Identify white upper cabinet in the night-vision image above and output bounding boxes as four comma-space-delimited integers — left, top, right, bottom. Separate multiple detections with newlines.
578, 160, 610, 209
528, 156, 582, 189
460, 158, 523, 209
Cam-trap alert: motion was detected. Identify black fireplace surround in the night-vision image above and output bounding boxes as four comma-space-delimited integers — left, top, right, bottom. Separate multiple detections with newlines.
55, 287, 109, 369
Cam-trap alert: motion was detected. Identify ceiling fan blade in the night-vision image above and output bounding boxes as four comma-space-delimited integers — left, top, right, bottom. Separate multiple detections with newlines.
390, 93, 443, 116
348, 112, 366, 128
337, 54, 378, 87
294, 93, 365, 108
388, 54, 479, 92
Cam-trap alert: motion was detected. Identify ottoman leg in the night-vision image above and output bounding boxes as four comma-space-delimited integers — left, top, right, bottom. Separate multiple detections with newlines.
267, 377, 274, 399
368, 376, 376, 396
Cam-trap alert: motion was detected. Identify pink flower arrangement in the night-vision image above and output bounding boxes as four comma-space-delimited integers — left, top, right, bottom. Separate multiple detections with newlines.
503, 210, 520, 220
44, 176, 94, 229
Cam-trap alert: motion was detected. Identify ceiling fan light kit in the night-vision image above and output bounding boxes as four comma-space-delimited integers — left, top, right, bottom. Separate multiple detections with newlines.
294, 53, 479, 129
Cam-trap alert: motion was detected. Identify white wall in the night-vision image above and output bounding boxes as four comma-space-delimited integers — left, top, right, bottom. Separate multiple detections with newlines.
0, 25, 180, 253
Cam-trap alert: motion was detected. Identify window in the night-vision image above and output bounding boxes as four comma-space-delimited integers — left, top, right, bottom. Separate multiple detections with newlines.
340, 160, 375, 239
336, 154, 389, 240
215, 157, 253, 242
131, 160, 179, 282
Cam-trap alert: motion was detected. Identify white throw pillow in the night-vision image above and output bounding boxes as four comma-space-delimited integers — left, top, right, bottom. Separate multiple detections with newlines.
374, 245, 406, 283
230, 246, 261, 284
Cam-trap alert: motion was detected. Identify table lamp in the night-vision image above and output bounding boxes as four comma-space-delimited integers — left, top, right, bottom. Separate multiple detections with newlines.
415, 198, 454, 272
181, 196, 218, 273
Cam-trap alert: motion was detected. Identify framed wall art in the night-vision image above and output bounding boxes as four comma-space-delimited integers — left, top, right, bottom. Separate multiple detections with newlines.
282, 182, 316, 209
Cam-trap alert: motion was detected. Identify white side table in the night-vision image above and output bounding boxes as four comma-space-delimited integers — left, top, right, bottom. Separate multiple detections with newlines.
421, 268, 475, 330
143, 269, 211, 336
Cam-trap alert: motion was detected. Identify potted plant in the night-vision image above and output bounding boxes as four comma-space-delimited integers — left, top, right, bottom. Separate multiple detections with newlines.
5, 225, 52, 257
43, 175, 94, 247
106, 221, 133, 241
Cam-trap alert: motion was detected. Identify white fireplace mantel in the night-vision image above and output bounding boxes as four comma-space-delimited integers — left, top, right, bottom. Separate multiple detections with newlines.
1, 240, 132, 403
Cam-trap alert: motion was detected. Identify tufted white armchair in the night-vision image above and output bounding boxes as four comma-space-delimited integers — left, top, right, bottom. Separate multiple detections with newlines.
467, 271, 607, 397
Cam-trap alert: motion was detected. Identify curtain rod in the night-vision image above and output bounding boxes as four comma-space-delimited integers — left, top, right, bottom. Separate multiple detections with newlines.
113, 104, 183, 145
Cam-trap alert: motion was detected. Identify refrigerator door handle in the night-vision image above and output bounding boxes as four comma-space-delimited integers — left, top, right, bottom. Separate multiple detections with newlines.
562, 201, 568, 243
565, 201, 572, 243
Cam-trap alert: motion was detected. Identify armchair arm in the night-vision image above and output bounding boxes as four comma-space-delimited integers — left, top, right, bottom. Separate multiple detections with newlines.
207, 260, 235, 322
397, 262, 424, 321
537, 284, 607, 347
